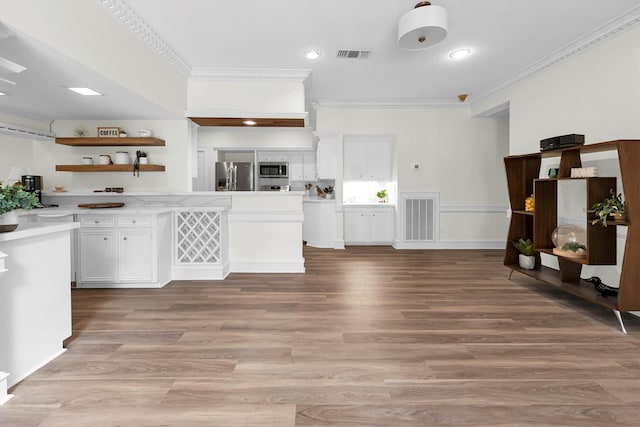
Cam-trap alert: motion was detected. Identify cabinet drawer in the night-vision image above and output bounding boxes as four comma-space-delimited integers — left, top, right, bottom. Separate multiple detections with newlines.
118, 215, 152, 227
80, 215, 115, 227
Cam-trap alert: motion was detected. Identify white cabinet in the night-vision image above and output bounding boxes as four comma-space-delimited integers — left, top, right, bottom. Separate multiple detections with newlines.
303, 200, 335, 248
315, 136, 337, 179
343, 136, 392, 180
258, 151, 289, 162
77, 213, 169, 288
289, 151, 317, 181
344, 206, 393, 245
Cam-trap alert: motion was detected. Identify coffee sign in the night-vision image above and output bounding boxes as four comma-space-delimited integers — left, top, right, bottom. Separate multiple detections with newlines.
97, 127, 120, 138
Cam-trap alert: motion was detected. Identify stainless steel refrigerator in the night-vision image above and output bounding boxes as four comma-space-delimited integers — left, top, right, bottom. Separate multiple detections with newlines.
215, 162, 254, 191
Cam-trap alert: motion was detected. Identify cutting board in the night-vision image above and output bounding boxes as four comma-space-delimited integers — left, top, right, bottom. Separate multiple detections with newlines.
78, 203, 125, 209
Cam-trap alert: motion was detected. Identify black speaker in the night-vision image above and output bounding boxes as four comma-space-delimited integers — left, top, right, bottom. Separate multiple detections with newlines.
540, 134, 585, 151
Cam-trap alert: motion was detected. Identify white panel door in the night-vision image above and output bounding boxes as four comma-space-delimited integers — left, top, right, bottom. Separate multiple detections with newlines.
368, 209, 393, 243
79, 230, 115, 281
344, 210, 368, 242
367, 139, 392, 180
118, 229, 154, 282
343, 140, 367, 180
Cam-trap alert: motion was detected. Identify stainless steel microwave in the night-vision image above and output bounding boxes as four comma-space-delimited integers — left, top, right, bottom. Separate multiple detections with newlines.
258, 162, 288, 178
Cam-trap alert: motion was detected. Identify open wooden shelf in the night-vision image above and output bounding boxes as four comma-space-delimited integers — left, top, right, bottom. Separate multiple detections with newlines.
504, 139, 640, 316
507, 264, 618, 310
56, 164, 165, 172
55, 137, 165, 146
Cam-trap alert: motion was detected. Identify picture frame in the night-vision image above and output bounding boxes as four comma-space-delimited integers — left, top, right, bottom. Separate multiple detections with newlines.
97, 127, 120, 138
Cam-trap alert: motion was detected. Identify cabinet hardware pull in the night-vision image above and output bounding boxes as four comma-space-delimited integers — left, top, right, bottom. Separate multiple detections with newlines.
103, 237, 107, 240
132, 219, 136, 224
124, 237, 128, 240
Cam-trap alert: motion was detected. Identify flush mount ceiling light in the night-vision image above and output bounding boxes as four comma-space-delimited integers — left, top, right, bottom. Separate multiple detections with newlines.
398, 1, 448, 50
305, 49, 321, 60
243, 120, 257, 126
0, 92, 6, 96
67, 87, 102, 96
449, 48, 471, 59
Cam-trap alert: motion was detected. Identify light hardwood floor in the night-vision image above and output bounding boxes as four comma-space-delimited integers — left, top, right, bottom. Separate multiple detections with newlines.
1, 247, 639, 426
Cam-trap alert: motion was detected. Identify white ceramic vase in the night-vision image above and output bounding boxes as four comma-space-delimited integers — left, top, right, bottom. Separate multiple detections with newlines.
0, 211, 19, 233
518, 254, 535, 270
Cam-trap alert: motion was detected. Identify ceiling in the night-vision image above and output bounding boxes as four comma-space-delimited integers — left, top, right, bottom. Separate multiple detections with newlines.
1, 0, 639, 123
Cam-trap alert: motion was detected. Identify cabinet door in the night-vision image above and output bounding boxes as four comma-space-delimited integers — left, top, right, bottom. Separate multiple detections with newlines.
118, 229, 154, 282
367, 140, 392, 180
289, 152, 304, 181
79, 230, 115, 281
302, 151, 316, 181
344, 210, 368, 242
368, 209, 393, 243
343, 140, 368, 180
316, 137, 337, 179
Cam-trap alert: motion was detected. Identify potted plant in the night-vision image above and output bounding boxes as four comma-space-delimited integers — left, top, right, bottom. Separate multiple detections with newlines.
591, 189, 626, 227
323, 185, 334, 199
0, 181, 42, 232
133, 150, 147, 177
512, 238, 535, 269
376, 189, 388, 203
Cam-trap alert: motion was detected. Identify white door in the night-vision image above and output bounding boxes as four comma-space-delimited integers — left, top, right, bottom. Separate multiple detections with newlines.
344, 210, 368, 242
343, 140, 367, 180
369, 210, 393, 243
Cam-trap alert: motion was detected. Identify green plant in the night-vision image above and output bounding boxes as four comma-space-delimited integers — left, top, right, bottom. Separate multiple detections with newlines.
591, 189, 626, 227
376, 189, 387, 199
560, 241, 587, 252
512, 238, 534, 256
0, 181, 42, 215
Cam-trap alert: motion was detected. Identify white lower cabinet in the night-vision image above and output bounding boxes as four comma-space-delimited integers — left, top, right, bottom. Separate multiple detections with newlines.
303, 201, 335, 248
344, 206, 393, 245
77, 213, 169, 288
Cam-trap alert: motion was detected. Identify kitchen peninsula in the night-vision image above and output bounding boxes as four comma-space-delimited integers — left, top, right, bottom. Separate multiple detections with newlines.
0, 221, 79, 394
37, 190, 305, 286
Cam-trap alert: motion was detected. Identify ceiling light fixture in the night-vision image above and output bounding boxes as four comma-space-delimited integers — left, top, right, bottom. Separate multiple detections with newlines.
67, 87, 102, 96
305, 49, 321, 60
243, 120, 257, 126
398, 1, 448, 50
0, 92, 6, 96
449, 48, 471, 59
0, 56, 26, 73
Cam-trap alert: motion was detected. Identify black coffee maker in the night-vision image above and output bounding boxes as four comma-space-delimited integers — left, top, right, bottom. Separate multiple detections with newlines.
21, 175, 43, 204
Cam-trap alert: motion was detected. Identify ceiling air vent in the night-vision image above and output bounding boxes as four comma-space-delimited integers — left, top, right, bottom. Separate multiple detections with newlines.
336, 50, 371, 59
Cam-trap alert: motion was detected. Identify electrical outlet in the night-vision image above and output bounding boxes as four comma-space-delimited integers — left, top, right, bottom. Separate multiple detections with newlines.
411, 163, 420, 170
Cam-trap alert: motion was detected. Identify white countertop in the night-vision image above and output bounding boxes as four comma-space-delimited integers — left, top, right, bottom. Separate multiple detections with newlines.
303, 196, 336, 203
0, 222, 80, 243
44, 191, 305, 196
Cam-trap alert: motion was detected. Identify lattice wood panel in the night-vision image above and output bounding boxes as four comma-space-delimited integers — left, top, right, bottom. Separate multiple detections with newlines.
175, 211, 221, 264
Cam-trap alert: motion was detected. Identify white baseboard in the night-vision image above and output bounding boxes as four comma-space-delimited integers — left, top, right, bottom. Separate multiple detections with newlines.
393, 240, 505, 250
6, 349, 66, 389
75, 280, 172, 289
230, 259, 305, 273
0, 371, 13, 406
334, 240, 345, 250
171, 263, 230, 280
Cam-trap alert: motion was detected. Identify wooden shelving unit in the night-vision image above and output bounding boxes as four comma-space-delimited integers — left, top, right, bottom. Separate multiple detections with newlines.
55, 137, 165, 146
54, 136, 166, 173
504, 140, 640, 332
55, 164, 165, 172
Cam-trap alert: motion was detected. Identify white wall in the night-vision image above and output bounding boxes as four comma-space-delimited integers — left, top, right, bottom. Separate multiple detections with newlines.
316, 106, 509, 247
198, 127, 313, 150
473, 27, 640, 153
472, 26, 640, 295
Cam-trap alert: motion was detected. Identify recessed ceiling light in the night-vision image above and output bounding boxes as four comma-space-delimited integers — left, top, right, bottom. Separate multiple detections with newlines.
243, 120, 257, 126
68, 87, 102, 96
449, 48, 471, 59
305, 49, 321, 60
0, 56, 26, 73
0, 92, 6, 96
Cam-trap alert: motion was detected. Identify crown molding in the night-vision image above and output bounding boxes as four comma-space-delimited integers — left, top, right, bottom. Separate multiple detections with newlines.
312, 99, 466, 109
190, 67, 311, 87
473, 5, 640, 105
95, 0, 191, 77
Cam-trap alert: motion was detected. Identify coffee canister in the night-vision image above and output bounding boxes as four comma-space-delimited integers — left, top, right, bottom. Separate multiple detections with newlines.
81, 157, 93, 165
114, 151, 131, 165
